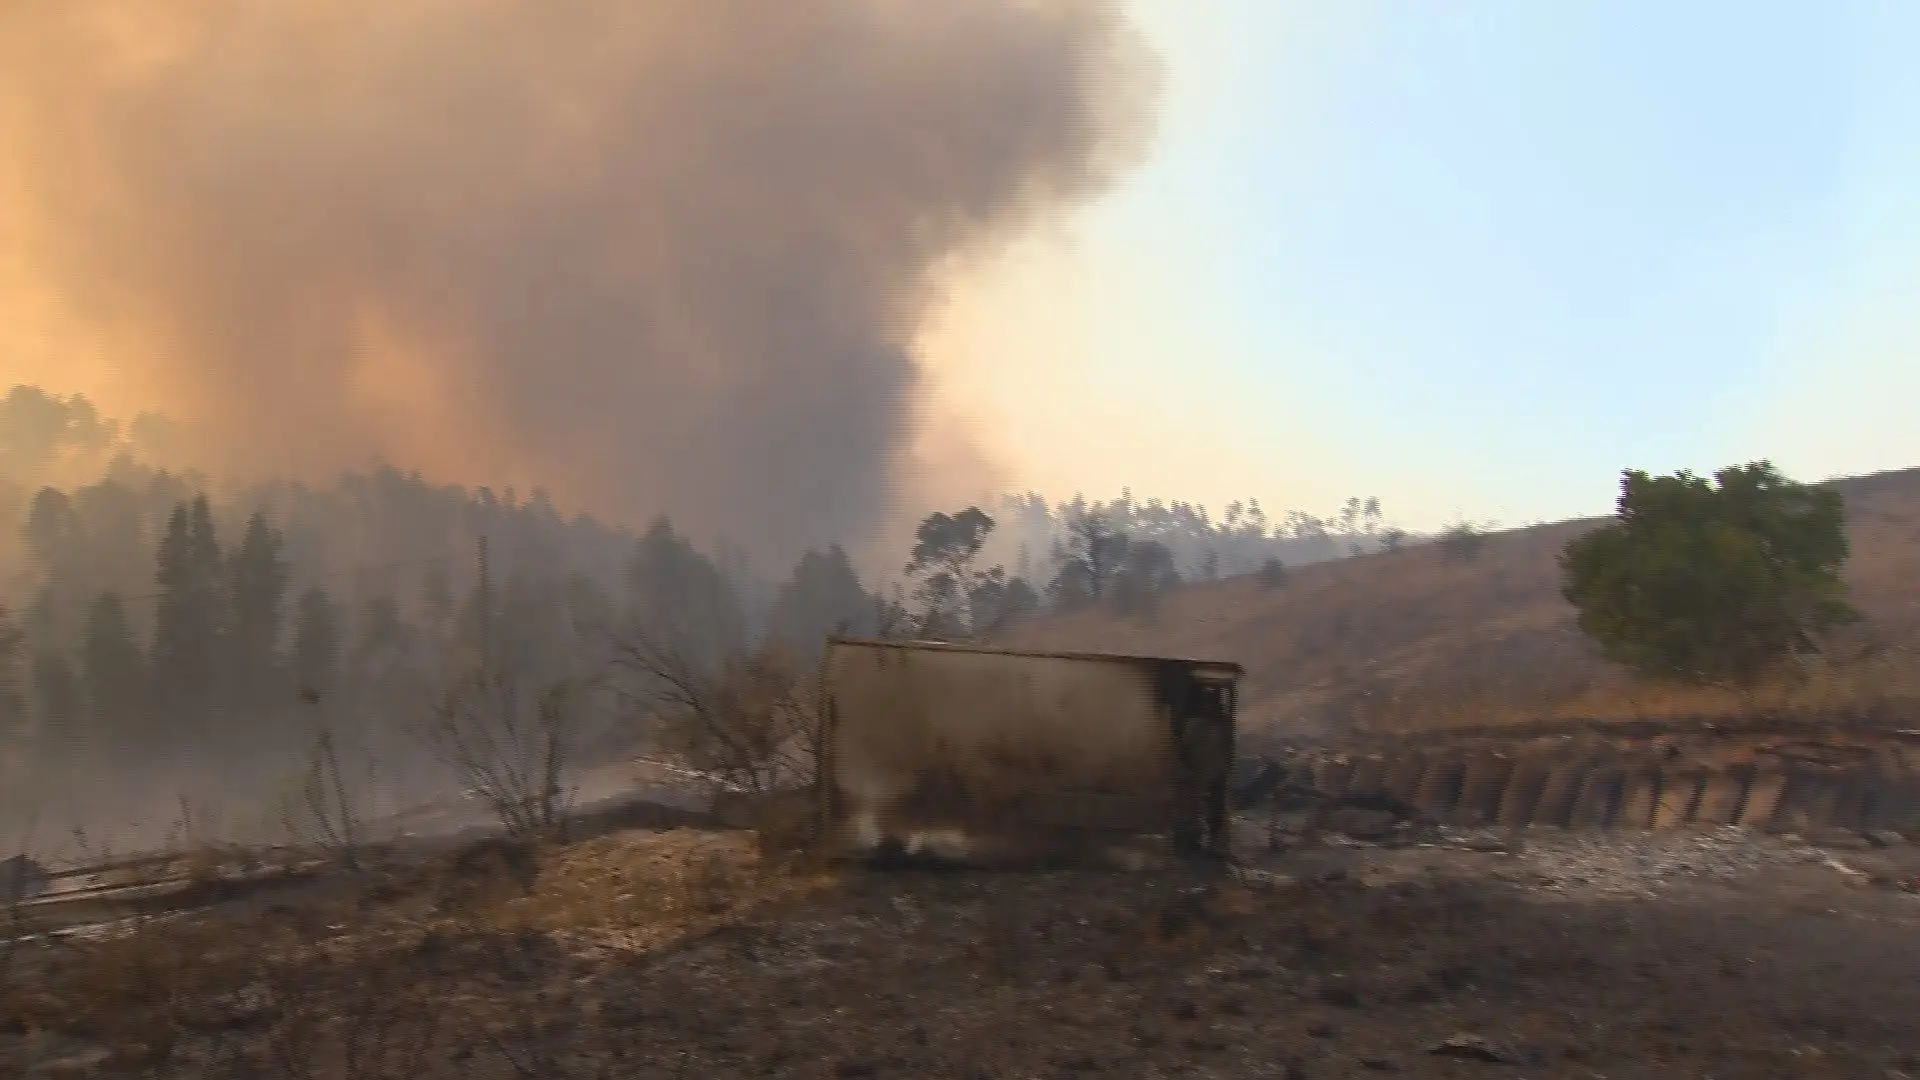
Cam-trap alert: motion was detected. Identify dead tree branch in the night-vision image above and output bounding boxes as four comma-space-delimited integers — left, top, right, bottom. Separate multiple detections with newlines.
277, 727, 363, 870
611, 632, 818, 798
425, 668, 584, 840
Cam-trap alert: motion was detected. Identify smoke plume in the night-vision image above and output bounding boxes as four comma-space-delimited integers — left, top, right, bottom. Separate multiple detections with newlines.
0, 0, 1157, 559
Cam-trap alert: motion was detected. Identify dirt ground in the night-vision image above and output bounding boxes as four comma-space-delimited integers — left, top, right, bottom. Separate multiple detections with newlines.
5, 822, 1920, 1079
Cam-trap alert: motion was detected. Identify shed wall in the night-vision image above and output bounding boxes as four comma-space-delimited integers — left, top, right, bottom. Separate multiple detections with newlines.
823, 642, 1174, 841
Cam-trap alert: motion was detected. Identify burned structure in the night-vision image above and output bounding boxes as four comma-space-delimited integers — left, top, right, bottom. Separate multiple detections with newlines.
816, 637, 1242, 864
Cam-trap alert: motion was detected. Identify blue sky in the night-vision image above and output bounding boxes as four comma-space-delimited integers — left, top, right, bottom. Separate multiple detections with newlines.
931, 1, 1920, 531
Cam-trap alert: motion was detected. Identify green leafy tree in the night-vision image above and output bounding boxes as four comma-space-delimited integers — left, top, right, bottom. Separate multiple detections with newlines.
1046, 557, 1093, 612
1050, 508, 1128, 609
1560, 461, 1858, 706
1112, 538, 1182, 618
872, 584, 915, 640
904, 507, 998, 638
968, 571, 1040, 638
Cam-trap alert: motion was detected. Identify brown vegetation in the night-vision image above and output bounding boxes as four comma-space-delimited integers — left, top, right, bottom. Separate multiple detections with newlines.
1, 829, 832, 1078
1011, 467, 1920, 735
9, 822, 1920, 1078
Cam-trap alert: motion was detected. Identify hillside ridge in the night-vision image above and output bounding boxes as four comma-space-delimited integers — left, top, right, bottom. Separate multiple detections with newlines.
1009, 464, 1920, 736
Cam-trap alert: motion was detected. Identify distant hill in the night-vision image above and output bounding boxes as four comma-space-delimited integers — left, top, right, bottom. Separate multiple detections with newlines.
1007, 466, 1920, 737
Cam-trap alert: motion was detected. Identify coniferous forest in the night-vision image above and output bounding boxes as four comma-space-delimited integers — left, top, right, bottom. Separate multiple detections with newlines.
0, 385, 1413, 847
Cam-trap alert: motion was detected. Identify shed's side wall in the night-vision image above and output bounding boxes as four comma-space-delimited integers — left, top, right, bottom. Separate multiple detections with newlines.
824, 643, 1173, 839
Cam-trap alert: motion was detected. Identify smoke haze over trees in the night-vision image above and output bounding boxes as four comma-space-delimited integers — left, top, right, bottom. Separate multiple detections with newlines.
0, 2, 1419, 847
0, 384, 1423, 852
0, 389, 1410, 706
0, 0, 1160, 562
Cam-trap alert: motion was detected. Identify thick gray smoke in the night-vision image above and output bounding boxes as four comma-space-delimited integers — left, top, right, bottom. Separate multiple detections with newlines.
0, 1, 1157, 560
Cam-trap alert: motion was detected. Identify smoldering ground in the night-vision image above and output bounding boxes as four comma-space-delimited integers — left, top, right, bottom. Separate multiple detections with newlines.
0, 0, 1158, 561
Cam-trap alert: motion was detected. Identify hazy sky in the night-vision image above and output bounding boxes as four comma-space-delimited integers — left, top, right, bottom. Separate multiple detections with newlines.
0, 0, 1152, 562
7, 2, 1919, 544
930, 0, 1920, 531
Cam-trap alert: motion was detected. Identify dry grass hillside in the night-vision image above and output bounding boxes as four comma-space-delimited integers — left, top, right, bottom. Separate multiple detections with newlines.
1009, 466, 1920, 737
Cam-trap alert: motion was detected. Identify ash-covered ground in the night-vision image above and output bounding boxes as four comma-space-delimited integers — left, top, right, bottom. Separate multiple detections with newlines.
5, 812, 1920, 1079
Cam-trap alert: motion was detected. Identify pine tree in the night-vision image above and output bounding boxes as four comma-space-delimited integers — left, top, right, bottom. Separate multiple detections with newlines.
22, 488, 84, 651
341, 590, 427, 723
494, 573, 575, 683
292, 586, 342, 702
624, 517, 745, 670
24, 588, 58, 649
227, 511, 290, 709
421, 563, 453, 638
348, 593, 410, 693
0, 606, 24, 737
82, 592, 145, 744
151, 499, 224, 729
564, 572, 616, 645
767, 544, 873, 651
151, 503, 194, 714
30, 650, 81, 741
187, 494, 228, 634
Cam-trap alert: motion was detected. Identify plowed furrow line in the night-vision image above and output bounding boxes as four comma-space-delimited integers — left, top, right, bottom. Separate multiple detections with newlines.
1262, 732, 1920, 835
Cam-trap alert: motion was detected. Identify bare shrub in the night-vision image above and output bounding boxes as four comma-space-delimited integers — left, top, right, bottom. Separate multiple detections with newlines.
277, 728, 364, 870
1438, 522, 1488, 563
614, 633, 819, 799
1259, 556, 1287, 589
426, 670, 583, 840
